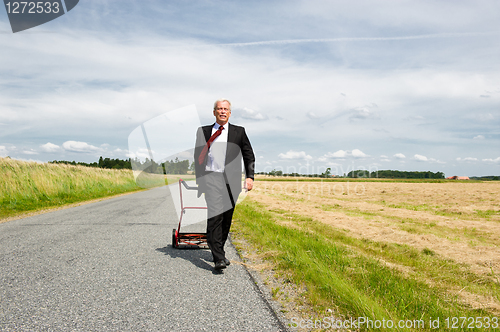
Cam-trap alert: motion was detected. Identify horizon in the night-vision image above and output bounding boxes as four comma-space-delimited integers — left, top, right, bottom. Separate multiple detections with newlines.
2, 155, 496, 179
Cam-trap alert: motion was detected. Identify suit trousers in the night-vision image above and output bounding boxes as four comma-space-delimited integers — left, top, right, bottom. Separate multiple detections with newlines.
203, 172, 237, 262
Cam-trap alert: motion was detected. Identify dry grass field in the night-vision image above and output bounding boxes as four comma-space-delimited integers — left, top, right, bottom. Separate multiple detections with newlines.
239, 179, 500, 319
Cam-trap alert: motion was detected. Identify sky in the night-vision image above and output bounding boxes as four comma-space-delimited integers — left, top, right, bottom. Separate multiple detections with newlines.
1, 0, 499, 177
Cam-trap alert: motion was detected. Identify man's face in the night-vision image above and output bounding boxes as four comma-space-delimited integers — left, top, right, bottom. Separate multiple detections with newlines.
213, 101, 231, 125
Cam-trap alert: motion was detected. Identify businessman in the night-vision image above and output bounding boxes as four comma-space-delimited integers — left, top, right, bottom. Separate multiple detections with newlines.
194, 98, 255, 270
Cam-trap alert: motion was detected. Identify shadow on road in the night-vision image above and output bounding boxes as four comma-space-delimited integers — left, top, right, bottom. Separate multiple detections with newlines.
156, 246, 224, 274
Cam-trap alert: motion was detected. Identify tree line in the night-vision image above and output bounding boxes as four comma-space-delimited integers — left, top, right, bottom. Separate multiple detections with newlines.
347, 170, 445, 179
50, 157, 193, 174
257, 169, 445, 179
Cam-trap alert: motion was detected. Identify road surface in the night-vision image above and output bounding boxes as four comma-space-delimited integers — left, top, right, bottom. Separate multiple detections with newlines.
0, 187, 287, 331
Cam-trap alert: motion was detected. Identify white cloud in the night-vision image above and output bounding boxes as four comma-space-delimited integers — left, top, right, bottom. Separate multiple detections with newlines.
473, 135, 485, 140
413, 154, 446, 164
456, 157, 478, 162
0, 146, 8, 157
349, 107, 379, 121
476, 113, 495, 122
236, 107, 268, 121
307, 112, 319, 119
278, 150, 313, 160
406, 115, 425, 121
40, 142, 61, 153
352, 149, 368, 158
22, 149, 38, 155
127, 148, 153, 160
394, 153, 406, 159
62, 141, 102, 153
414, 154, 429, 162
482, 157, 500, 164
328, 150, 348, 159
319, 149, 369, 160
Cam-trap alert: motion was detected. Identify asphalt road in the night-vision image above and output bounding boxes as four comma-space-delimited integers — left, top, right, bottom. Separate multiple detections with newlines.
0, 187, 286, 331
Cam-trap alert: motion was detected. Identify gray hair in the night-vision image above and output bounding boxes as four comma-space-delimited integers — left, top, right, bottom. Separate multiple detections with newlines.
213, 98, 231, 111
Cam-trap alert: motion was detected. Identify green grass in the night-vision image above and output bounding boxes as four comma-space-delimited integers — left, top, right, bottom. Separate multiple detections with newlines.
379, 202, 500, 222
0, 157, 147, 219
232, 199, 498, 331
475, 209, 500, 220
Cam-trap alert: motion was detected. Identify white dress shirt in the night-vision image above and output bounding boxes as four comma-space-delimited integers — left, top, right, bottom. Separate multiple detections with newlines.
205, 123, 228, 172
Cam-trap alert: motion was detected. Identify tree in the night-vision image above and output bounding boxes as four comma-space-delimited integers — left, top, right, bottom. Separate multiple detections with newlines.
321, 167, 331, 178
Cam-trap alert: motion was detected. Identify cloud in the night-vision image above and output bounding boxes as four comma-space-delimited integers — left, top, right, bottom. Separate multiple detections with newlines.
235, 107, 268, 121
40, 142, 61, 153
127, 148, 153, 160
394, 153, 406, 159
221, 32, 499, 47
307, 112, 320, 119
22, 149, 38, 155
114, 148, 128, 154
352, 149, 368, 158
320, 149, 369, 160
414, 154, 429, 162
406, 115, 425, 121
473, 135, 485, 140
0, 146, 8, 157
475, 113, 495, 122
278, 150, 313, 160
326, 150, 348, 159
456, 157, 478, 162
414, 154, 446, 164
62, 141, 102, 153
349, 107, 379, 121
482, 157, 500, 164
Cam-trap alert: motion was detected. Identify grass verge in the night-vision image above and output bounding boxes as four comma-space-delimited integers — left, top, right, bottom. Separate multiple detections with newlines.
0, 158, 145, 219
232, 198, 498, 331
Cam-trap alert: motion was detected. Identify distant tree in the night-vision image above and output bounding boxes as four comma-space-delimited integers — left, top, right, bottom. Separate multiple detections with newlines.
321, 167, 332, 178
162, 157, 189, 174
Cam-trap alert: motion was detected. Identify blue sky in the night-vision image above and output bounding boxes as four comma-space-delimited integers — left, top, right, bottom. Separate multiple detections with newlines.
1, 0, 499, 176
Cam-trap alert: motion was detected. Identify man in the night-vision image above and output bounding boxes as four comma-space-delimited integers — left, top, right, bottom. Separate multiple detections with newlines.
194, 98, 255, 270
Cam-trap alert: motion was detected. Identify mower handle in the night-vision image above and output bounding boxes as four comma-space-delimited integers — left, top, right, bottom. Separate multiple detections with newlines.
179, 179, 198, 190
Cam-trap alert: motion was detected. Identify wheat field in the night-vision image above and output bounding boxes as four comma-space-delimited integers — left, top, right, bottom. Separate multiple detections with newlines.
231, 179, 500, 329
0, 157, 141, 220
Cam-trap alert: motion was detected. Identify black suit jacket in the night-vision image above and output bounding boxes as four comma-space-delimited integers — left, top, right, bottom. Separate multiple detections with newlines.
194, 123, 255, 199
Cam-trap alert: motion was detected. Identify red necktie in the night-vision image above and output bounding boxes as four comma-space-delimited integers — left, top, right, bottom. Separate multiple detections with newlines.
198, 126, 224, 165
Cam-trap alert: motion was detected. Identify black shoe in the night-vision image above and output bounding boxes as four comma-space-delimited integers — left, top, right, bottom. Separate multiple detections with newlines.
224, 258, 231, 266
214, 260, 226, 270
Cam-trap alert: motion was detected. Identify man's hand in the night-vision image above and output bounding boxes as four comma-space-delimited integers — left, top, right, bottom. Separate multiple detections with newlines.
245, 178, 254, 191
